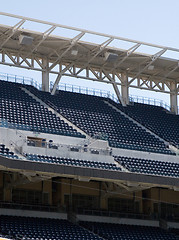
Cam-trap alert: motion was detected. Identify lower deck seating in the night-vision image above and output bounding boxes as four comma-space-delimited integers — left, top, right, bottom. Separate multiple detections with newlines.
26, 154, 121, 171
80, 221, 179, 240
0, 215, 103, 240
115, 155, 179, 178
0, 143, 18, 159
169, 229, 179, 238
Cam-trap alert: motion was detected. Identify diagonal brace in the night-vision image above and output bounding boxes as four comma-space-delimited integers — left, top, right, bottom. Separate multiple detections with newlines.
129, 48, 167, 84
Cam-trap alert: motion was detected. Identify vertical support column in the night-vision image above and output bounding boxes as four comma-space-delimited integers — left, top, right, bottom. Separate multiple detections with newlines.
121, 73, 129, 105
69, 179, 73, 212
42, 58, 49, 92
170, 81, 178, 114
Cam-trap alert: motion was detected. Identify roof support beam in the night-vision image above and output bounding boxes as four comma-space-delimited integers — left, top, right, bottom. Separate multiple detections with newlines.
129, 48, 167, 85
103, 70, 124, 105
0, 19, 25, 48
49, 32, 85, 71
2, 11, 179, 53
111, 43, 141, 72
42, 58, 49, 92
76, 37, 114, 75
112, 82, 124, 105
0, 49, 178, 97
51, 63, 73, 95
19, 25, 56, 65
170, 81, 178, 114
121, 73, 129, 105
161, 62, 179, 82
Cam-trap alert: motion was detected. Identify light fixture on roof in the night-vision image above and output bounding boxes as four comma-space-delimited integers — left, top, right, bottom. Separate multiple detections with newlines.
19, 34, 34, 45
105, 52, 118, 62
148, 65, 154, 70
71, 47, 78, 56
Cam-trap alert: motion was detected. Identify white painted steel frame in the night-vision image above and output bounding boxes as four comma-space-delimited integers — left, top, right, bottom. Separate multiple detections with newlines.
0, 12, 178, 111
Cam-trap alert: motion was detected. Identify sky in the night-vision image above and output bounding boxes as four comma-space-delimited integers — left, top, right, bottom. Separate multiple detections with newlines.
1, 0, 179, 106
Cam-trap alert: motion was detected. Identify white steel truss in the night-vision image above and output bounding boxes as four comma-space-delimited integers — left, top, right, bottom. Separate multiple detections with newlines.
0, 48, 179, 95
0, 12, 179, 111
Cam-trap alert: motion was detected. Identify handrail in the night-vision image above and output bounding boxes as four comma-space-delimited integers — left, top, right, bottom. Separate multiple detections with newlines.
50, 81, 118, 102
129, 95, 171, 111
0, 72, 42, 89
0, 72, 177, 113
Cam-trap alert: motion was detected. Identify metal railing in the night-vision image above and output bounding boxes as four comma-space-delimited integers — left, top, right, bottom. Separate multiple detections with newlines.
0, 72, 42, 89
129, 95, 171, 111
0, 72, 177, 112
50, 81, 118, 102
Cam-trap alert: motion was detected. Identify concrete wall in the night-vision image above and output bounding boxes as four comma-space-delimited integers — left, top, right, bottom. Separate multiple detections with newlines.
0, 208, 67, 219
0, 127, 114, 163
77, 214, 159, 226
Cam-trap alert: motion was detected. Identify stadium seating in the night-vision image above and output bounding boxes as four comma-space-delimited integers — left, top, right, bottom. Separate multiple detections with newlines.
170, 229, 179, 238
80, 221, 179, 240
0, 80, 85, 138
0, 143, 18, 159
25, 85, 173, 155
0, 215, 103, 240
115, 155, 179, 178
25, 154, 121, 171
114, 101, 179, 148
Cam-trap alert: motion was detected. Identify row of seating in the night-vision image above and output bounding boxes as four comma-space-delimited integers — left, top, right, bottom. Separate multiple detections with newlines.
0, 80, 85, 138
114, 155, 179, 178
0, 143, 18, 159
1, 215, 178, 240
25, 85, 173, 155
113, 101, 179, 148
0, 215, 103, 240
25, 154, 121, 171
80, 221, 179, 240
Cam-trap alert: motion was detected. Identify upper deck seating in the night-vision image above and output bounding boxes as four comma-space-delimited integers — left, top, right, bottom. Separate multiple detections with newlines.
26, 85, 174, 155
113, 101, 179, 148
0, 80, 85, 138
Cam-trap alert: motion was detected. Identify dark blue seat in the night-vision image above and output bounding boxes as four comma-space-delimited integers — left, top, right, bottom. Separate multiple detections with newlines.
115, 155, 179, 178
80, 221, 179, 240
24, 85, 174, 155
26, 153, 121, 171
0, 80, 85, 139
0, 215, 103, 240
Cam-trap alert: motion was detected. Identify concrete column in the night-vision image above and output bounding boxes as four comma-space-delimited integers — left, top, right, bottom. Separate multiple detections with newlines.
170, 81, 178, 114
121, 73, 129, 105
42, 58, 50, 92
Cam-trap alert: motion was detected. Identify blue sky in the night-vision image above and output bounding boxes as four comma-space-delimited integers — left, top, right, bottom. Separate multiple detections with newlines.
1, 0, 179, 104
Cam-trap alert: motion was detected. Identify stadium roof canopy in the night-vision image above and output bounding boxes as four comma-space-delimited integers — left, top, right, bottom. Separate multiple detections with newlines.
0, 12, 178, 112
